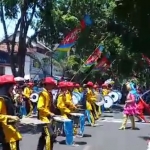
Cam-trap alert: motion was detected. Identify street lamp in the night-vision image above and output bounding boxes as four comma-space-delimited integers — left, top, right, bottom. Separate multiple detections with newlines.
45, 50, 54, 77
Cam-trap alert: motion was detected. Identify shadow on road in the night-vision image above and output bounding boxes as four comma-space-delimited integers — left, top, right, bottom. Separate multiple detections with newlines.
83, 134, 92, 137
59, 140, 87, 145
125, 127, 140, 130
139, 136, 150, 141
18, 124, 41, 134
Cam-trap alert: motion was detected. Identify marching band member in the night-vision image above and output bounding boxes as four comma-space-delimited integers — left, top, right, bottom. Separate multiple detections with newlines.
86, 81, 98, 126
37, 77, 56, 150
0, 75, 22, 150
22, 82, 33, 116
93, 84, 101, 117
119, 82, 139, 130
56, 81, 74, 145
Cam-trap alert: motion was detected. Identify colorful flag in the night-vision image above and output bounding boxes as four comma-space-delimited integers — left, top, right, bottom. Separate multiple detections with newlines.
84, 45, 104, 65
56, 15, 92, 52
94, 55, 110, 70
142, 53, 150, 65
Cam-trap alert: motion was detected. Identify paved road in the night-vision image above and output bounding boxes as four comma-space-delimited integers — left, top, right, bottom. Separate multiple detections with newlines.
19, 112, 150, 150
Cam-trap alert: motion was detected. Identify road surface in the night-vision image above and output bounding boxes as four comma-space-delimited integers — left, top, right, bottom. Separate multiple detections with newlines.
18, 112, 150, 150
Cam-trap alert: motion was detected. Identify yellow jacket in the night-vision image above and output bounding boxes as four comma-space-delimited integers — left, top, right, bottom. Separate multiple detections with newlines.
23, 87, 32, 99
65, 91, 76, 109
37, 88, 53, 123
57, 92, 71, 118
102, 89, 109, 96
0, 97, 22, 143
86, 88, 96, 110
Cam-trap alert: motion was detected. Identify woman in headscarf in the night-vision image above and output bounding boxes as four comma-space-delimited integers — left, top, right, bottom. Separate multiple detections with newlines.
0, 75, 22, 150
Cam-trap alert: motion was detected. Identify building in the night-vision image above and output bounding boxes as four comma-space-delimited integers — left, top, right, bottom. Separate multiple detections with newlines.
0, 32, 63, 80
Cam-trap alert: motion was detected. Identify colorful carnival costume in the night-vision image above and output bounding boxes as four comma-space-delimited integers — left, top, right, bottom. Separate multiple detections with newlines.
119, 82, 139, 130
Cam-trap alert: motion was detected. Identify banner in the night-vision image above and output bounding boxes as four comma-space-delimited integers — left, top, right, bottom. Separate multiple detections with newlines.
84, 45, 104, 65
56, 15, 92, 52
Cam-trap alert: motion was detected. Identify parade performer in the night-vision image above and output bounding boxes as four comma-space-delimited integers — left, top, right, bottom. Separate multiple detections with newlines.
0, 75, 22, 150
86, 81, 98, 125
93, 84, 101, 117
119, 82, 139, 130
57, 82, 75, 118
37, 77, 56, 150
22, 82, 33, 116
56, 81, 74, 145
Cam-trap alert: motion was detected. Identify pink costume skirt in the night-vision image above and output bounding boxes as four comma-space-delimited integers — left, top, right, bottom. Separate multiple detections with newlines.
123, 92, 139, 115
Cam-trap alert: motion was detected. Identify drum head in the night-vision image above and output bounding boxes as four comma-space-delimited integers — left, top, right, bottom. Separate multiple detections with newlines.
95, 100, 105, 106
116, 91, 122, 100
30, 93, 39, 102
104, 95, 113, 108
108, 91, 119, 103
53, 116, 71, 122
72, 92, 81, 105
70, 113, 84, 116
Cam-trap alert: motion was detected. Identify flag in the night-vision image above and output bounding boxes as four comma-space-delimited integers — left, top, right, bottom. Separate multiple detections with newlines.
56, 15, 92, 52
94, 55, 110, 70
142, 53, 150, 65
84, 45, 104, 65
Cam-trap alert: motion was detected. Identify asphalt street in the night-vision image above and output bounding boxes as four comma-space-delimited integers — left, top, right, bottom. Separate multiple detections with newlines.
18, 111, 150, 150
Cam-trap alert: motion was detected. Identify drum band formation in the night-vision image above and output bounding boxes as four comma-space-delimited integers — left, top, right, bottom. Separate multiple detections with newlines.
1, 75, 150, 150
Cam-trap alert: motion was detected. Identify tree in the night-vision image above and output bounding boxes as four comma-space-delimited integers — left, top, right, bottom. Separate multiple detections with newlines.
0, 0, 56, 77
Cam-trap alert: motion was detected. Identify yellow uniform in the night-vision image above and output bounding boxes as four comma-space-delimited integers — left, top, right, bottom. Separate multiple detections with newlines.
57, 92, 71, 118
0, 96, 22, 149
23, 87, 33, 116
86, 88, 98, 124
102, 89, 109, 96
37, 88, 54, 150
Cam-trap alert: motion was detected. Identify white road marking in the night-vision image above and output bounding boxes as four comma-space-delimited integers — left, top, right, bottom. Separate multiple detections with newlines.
83, 145, 91, 150
98, 118, 150, 125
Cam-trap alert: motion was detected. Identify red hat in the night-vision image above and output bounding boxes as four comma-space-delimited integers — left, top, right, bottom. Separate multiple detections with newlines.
101, 83, 108, 88
27, 82, 34, 86
75, 83, 80, 87
93, 84, 99, 88
0, 75, 16, 85
67, 82, 75, 88
43, 77, 56, 85
58, 81, 67, 88
86, 81, 94, 87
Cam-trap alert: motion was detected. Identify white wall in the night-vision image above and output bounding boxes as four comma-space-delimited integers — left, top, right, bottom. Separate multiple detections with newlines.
4, 53, 63, 78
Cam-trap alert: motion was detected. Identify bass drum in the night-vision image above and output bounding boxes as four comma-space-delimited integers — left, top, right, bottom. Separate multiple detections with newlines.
113, 90, 122, 100
30, 93, 39, 103
72, 92, 82, 105
108, 91, 119, 103
103, 95, 113, 108
95, 93, 105, 106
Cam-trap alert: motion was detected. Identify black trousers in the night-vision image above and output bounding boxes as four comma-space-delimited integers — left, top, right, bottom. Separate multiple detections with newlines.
2, 141, 20, 150
37, 125, 56, 150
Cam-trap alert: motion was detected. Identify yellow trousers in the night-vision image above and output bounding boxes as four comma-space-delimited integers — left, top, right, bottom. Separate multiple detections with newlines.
37, 126, 53, 150
2, 141, 20, 150
119, 114, 135, 130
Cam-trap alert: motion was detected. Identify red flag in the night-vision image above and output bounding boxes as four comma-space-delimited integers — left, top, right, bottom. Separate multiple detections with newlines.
95, 56, 110, 70
85, 46, 104, 65
142, 54, 150, 65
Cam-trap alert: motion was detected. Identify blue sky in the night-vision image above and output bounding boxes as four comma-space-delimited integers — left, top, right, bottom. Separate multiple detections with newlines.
0, 19, 34, 40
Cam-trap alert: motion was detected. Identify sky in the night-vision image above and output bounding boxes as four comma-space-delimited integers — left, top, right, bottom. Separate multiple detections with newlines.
0, 19, 34, 40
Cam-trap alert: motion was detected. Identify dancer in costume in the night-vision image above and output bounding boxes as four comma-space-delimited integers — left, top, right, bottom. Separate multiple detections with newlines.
37, 77, 56, 150
0, 75, 22, 150
119, 82, 139, 130
22, 82, 33, 116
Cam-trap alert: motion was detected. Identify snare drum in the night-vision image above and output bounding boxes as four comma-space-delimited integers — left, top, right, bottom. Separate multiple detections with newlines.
52, 116, 71, 136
